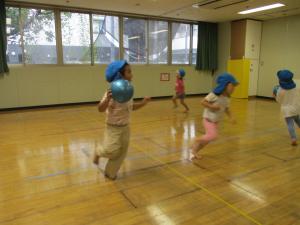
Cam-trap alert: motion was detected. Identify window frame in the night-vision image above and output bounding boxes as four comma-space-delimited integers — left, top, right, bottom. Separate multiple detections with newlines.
171, 22, 192, 66
91, 13, 121, 65
123, 17, 148, 65
6, 3, 199, 66
191, 24, 198, 65
60, 10, 92, 65
148, 19, 169, 65
6, 6, 59, 66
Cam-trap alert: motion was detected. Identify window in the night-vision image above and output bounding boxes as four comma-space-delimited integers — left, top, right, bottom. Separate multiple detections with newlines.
6, 7, 57, 64
22, 8, 57, 64
192, 24, 198, 65
148, 20, 168, 64
123, 18, 147, 64
6, 7, 22, 64
61, 12, 91, 64
172, 23, 190, 64
92, 15, 119, 64
6, 7, 199, 66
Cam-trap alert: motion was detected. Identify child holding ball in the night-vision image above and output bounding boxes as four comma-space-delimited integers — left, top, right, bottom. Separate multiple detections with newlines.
93, 60, 150, 180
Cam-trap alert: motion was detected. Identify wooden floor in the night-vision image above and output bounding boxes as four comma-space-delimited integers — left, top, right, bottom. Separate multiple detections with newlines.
1, 97, 300, 225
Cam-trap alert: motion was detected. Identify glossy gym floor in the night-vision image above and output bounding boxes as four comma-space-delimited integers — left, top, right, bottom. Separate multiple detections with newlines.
1, 97, 300, 225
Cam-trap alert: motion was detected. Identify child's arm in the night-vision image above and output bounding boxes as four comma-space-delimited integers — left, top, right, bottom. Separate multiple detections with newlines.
98, 90, 112, 112
275, 90, 284, 103
201, 99, 221, 111
133, 97, 151, 111
225, 107, 236, 124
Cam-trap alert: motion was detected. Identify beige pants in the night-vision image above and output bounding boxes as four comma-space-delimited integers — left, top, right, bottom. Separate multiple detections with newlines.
96, 124, 130, 179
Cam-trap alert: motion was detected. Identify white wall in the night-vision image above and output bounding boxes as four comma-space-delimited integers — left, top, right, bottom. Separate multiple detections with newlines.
258, 15, 300, 97
0, 65, 213, 109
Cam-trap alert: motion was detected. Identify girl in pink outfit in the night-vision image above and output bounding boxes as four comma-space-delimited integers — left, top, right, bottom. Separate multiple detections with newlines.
172, 69, 189, 112
191, 73, 238, 160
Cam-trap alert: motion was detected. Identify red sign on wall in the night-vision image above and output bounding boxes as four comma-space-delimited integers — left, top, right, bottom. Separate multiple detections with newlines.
160, 73, 170, 81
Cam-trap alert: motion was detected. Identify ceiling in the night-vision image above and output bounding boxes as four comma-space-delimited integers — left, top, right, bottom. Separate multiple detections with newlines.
7, 0, 300, 22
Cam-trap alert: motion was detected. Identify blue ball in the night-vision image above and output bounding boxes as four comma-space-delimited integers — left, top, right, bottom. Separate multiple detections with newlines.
273, 85, 280, 96
111, 79, 134, 103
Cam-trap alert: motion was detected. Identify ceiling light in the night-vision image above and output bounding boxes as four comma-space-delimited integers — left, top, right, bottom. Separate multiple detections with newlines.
238, 3, 285, 14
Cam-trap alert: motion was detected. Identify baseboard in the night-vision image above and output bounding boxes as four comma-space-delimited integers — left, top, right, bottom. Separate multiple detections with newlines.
0, 101, 98, 113
0, 93, 209, 112
135, 93, 208, 100
255, 95, 275, 100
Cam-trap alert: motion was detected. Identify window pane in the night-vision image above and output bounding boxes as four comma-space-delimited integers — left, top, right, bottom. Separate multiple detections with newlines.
192, 24, 198, 64
172, 23, 190, 64
149, 20, 168, 64
61, 12, 91, 64
21, 8, 57, 64
6, 7, 22, 64
123, 18, 147, 64
93, 15, 119, 64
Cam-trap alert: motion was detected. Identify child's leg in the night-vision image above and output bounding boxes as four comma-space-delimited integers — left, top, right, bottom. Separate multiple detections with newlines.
293, 115, 300, 128
285, 117, 297, 145
172, 95, 178, 108
105, 126, 130, 179
180, 98, 189, 112
93, 126, 112, 165
192, 119, 218, 158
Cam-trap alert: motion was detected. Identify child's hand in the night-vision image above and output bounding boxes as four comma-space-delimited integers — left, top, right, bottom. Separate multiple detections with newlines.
211, 105, 221, 111
105, 90, 112, 101
142, 96, 151, 104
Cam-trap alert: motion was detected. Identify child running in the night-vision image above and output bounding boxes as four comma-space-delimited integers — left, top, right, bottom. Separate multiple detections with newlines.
274, 69, 300, 146
191, 73, 238, 160
172, 69, 189, 113
93, 60, 150, 180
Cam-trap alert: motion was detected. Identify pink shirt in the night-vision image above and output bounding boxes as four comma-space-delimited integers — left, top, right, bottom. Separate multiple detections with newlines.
175, 78, 185, 94
101, 93, 133, 126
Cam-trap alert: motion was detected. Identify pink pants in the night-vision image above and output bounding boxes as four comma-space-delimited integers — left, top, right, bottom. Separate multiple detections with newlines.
200, 118, 218, 145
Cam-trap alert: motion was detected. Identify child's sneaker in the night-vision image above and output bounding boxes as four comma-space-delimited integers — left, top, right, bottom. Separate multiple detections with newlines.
93, 153, 100, 165
291, 139, 298, 146
105, 173, 117, 180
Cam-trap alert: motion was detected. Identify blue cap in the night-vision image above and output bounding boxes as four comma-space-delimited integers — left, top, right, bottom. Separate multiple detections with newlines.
277, 70, 296, 90
178, 69, 186, 77
105, 60, 128, 83
213, 73, 238, 95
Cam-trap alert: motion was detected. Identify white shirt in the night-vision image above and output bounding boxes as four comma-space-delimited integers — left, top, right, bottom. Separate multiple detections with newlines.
276, 88, 300, 118
203, 92, 230, 122
101, 93, 133, 126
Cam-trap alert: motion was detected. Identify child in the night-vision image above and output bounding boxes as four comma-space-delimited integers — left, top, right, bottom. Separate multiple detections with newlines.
93, 60, 150, 180
191, 73, 238, 160
274, 70, 300, 146
172, 69, 189, 112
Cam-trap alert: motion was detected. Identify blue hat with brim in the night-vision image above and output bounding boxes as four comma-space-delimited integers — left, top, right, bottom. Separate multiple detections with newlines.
178, 69, 185, 77
213, 73, 239, 95
277, 70, 296, 90
105, 60, 128, 83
